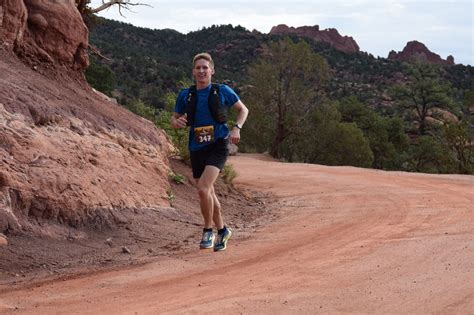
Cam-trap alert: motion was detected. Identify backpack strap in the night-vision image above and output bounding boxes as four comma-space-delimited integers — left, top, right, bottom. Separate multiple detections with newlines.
208, 84, 228, 123
185, 85, 197, 126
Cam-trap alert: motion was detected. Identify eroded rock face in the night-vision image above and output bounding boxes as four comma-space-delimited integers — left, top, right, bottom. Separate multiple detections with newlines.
270, 24, 360, 53
0, 0, 89, 70
0, 0, 27, 48
0, 103, 171, 233
388, 41, 454, 65
0, 38, 173, 235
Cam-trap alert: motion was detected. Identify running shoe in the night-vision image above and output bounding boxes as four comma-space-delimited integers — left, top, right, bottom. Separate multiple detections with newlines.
199, 230, 215, 249
214, 227, 232, 252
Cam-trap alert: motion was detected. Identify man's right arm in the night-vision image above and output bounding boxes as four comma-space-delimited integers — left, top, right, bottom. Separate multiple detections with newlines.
171, 90, 188, 129
171, 112, 188, 129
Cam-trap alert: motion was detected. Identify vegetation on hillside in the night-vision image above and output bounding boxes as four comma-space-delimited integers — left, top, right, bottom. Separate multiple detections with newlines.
243, 38, 330, 158
86, 18, 474, 174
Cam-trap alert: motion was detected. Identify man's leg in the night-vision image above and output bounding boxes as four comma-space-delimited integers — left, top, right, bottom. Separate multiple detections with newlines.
211, 186, 224, 230
197, 165, 220, 229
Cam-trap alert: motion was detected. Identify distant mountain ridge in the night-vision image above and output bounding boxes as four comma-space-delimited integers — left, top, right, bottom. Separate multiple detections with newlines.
88, 19, 472, 110
269, 25, 457, 66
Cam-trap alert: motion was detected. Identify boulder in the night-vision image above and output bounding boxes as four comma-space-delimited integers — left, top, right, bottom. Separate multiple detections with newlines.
228, 143, 239, 156
0, 0, 89, 70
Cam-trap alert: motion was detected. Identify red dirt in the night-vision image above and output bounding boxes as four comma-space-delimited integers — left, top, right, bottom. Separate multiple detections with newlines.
0, 153, 472, 313
0, 157, 271, 286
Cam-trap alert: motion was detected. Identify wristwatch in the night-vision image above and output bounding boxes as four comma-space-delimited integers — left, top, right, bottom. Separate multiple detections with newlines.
233, 123, 242, 130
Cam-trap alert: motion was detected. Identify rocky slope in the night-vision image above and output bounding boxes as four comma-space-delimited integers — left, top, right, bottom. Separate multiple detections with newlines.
388, 40, 455, 65
269, 24, 360, 53
0, 0, 173, 239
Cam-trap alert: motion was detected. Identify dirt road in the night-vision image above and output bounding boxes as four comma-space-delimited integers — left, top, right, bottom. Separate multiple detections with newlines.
1, 154, 473, 314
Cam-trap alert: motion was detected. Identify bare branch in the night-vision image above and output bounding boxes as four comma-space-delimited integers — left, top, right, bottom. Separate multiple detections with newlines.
90, 0, 152, 17
88, 44, 111, 61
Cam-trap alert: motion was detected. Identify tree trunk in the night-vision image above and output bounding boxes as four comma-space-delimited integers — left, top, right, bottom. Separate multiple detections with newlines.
270, 123, 286, 158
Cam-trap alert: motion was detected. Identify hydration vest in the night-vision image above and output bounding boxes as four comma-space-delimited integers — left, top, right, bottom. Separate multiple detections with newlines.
185, 84, 228, 126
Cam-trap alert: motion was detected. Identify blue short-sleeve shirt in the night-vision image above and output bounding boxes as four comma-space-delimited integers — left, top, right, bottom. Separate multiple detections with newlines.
174, 83, 240, 151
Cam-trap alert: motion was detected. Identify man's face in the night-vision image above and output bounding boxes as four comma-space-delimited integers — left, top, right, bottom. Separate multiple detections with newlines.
192, 59, 214, 86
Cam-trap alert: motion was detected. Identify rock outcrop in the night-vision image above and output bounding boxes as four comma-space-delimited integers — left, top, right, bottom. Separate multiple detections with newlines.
388, 41, 454, 65
269, 24, 359, 54
0, 1, 174, 235
1, 0, 89, 71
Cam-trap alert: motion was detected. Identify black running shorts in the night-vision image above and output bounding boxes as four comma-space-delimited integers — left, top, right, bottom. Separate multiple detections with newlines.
190, 138, 229, 179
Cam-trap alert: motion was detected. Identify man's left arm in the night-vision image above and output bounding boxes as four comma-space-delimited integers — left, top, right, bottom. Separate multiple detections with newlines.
229, 100, 249, 145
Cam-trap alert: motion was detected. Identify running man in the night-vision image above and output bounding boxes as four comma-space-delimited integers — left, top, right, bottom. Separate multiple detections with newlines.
171, 53, 249, 251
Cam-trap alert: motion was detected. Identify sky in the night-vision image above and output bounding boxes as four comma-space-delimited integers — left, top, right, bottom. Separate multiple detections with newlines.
90, 0, 473, 66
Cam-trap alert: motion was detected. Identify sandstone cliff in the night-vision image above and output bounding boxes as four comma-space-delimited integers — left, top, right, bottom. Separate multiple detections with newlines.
0, 0, 173, 236
388, 40, 454, 65
269, 24, 359, 54
1, 0, 89, 72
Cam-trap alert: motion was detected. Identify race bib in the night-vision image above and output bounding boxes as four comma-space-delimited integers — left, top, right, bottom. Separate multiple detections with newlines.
194, 125, 215, 144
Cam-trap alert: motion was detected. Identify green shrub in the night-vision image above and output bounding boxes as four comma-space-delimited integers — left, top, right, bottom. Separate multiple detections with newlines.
168, 171, 186, 184
221, 164, 237, 184
85, 58, 116, 96
166, 188, 175, 202
126, 99, 156, 121
155, 109, 190, 162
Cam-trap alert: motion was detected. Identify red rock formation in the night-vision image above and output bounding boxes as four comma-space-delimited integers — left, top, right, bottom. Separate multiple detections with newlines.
0, 0, 27, 49
388, 41, 454, 65
269, 24, 359, 53
0, 1, 174, 235
1, 0, 89, 70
